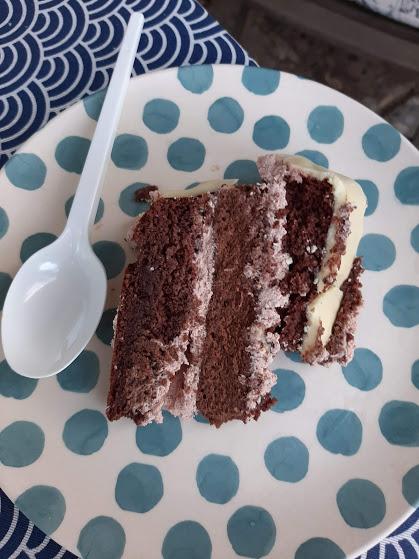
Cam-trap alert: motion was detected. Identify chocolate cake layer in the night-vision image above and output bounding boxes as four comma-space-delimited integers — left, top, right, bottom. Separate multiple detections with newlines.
323, 257, 363, 364
278, 176, 334, 351
107, 195, 214, 424
197, 184, 286, 426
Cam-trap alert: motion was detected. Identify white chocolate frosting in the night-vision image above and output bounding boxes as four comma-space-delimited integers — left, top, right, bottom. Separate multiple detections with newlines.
278, 156, 366, 355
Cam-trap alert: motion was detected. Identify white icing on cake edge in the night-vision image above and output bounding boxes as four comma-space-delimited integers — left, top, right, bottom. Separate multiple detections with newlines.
273, 155, 366, 355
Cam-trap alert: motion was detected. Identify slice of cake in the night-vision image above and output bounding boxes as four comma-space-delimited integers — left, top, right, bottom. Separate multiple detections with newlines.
107, 154, 366, 427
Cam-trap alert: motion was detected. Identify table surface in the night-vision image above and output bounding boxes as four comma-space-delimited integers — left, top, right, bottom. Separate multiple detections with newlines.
0, 1, 417, 558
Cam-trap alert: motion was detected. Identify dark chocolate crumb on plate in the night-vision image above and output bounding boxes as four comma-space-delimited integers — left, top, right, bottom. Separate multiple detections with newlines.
135, 185, 158, 202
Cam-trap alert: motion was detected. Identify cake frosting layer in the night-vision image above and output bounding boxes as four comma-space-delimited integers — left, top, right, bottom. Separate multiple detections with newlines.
257, 154, 366, 363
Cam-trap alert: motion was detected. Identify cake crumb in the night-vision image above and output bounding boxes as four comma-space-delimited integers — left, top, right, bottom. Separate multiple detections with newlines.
135, 185, 158, 202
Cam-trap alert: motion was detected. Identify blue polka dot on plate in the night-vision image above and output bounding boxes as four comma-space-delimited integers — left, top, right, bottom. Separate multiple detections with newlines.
285, 351, 303, 363
356, 179, 379, 216
57, 350, 99, 393
55, 136, 90, 174
65, 195, 104, 224
186, 182, 200, 191
358, 233, 395, 271
253, 115, 290, 150
224, 159, 260, 184
227, 505, 276, 558
362, 123, 400, 162
143, 99, 180, 134
162, 521, 212, 559
93, 240, 126, 280
16, 485, 65, 535
115, 462, 163, 513
0, 359, 38, 399
379, 400, 419, 446
5, 153, 46, 190
119, 182, 151, 217
402, 464, 419, 507
20, 232, 57, 263
394, 167, 419, 205
0, 272, 12, 311
196, 453, 239, 504
412, 360, 419, 389
177, 65, 213, 94
383, 285, 419, 327
111, 134, 148, 170
295, 538, 345, 559
316, 409, 362, 456
264, 436, 309, 482
194, 413, 210, 424
270, 368, 305, 413
295, 150, 329, 168
0, 207, 9, 239
0, 420, 44, 467
337, 479, 386, 528
341, 348, 382, 391
78, 516, 126, 559
63, 409, 108, 455
84, 89, 106, 121
307, 106, 344, 144
136, 410, 182, 456
242, 67, 280, 95
96, 308, 117, 345
208, 97, 244, 133
167, 138, 205, 172
411, 224, 419, 253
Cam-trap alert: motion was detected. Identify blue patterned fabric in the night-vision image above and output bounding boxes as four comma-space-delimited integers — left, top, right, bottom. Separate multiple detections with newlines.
0, 1, 417, 558
0, 0, 255, 167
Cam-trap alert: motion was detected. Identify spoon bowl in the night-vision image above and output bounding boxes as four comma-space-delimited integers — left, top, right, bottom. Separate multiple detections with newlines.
2, 231, 107, 378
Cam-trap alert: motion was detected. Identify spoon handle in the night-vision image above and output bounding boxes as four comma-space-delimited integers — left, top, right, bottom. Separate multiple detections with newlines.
66, 12, 144, 242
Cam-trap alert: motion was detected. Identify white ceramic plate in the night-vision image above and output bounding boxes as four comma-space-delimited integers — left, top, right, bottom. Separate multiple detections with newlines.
0, 65, 418, 559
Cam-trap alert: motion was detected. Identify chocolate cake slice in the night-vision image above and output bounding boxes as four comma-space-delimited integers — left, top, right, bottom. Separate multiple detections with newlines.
107, 178, 288, 426
107, 154, 366, 427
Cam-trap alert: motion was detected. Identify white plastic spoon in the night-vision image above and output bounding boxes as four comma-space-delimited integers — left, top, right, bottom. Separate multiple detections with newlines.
1, 12, 144, 378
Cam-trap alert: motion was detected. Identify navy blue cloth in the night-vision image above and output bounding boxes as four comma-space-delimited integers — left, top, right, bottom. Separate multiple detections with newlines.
0, 0, 255, 166
0, 1, 417, 558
